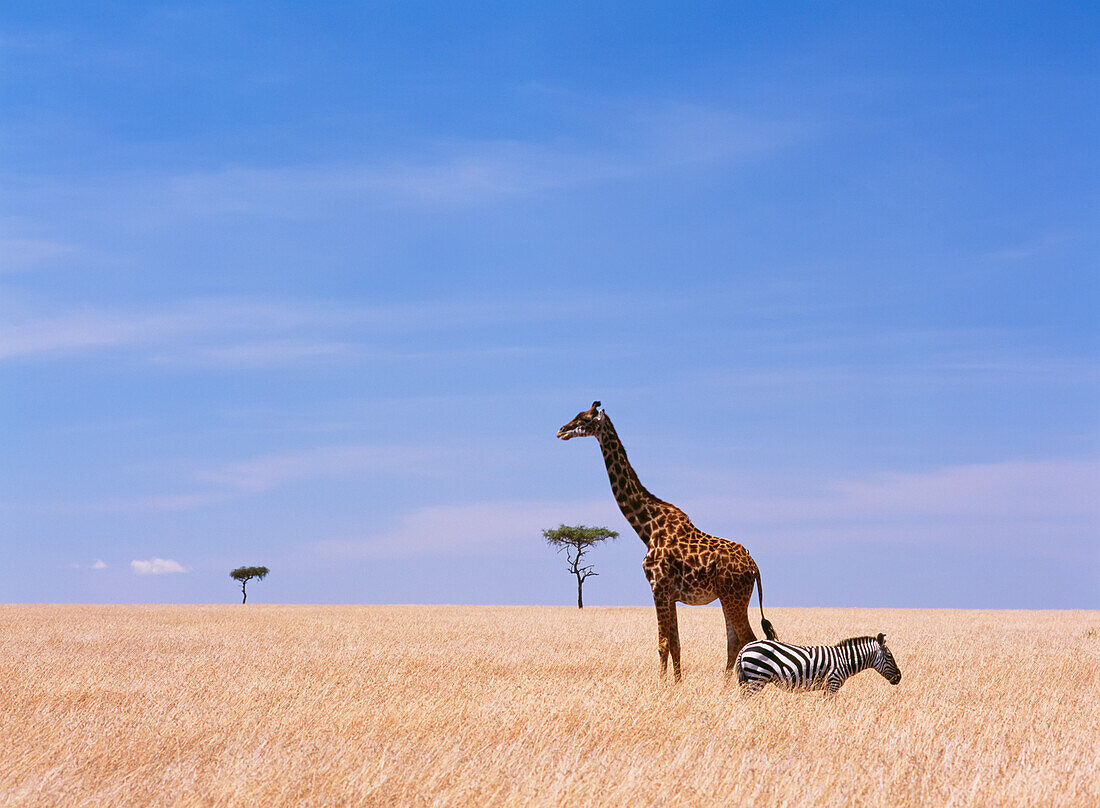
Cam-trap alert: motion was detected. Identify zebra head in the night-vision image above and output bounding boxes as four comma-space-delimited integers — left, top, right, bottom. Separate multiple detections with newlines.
872, 632, 902, 685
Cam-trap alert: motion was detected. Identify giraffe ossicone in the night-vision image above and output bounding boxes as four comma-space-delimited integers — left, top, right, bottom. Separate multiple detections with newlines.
558, 401, 778, 681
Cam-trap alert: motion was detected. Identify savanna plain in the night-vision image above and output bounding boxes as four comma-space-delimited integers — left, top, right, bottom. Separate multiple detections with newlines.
1, 605, 1096, 808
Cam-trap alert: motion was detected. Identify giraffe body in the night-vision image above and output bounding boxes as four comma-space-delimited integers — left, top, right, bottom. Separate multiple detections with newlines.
558, 402, 776, 681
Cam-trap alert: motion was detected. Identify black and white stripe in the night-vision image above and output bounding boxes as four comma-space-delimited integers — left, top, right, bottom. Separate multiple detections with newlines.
734, 632, 901, 697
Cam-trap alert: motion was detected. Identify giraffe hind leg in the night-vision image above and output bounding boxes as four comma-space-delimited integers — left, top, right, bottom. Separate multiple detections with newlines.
723, 616, 740, 678
720, 589, 757, 673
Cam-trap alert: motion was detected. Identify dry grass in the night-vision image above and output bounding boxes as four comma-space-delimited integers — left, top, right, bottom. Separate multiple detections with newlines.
1, 605, 1096, 807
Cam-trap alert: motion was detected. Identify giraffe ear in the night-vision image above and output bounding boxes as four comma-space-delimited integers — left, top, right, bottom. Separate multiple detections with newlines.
877, 633, 886, 645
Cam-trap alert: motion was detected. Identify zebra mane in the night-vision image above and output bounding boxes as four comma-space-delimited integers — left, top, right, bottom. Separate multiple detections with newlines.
834, 636, 875, 650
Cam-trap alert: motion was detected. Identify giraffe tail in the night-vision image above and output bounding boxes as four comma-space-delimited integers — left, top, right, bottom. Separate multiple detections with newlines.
755, 570, 778, 640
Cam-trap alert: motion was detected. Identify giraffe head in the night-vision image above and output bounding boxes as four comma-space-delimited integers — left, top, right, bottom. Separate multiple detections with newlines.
557, 401, 605, 440
872, 633, 902, 685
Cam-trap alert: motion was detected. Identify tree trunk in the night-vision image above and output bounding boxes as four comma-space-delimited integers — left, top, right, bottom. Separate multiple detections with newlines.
577, 575, 583, 609
241, 582, 247, 604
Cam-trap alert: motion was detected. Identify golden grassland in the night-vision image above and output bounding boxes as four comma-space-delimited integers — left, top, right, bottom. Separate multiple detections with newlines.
1, 605, 1096, 807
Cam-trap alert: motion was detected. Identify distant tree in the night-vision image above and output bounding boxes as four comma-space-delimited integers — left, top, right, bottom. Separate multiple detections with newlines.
542, 524, 619, 608
230, 565, 269, 604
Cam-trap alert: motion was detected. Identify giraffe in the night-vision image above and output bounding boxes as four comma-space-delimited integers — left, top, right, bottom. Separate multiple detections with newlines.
557, 401, 777, 681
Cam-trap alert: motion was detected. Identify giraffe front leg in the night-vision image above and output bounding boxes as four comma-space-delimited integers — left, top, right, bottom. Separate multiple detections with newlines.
667, 600, 682, 682
653, 597, 671, 679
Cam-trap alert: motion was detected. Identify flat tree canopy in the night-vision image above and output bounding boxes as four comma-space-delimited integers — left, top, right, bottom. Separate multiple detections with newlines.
542, 524, 620, 550
542, 524, 619, 608
230, 565, 269, 603
230, 566, 270, 582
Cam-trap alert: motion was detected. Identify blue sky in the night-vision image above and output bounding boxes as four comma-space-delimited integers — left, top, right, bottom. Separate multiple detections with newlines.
2, 2, 1097, 608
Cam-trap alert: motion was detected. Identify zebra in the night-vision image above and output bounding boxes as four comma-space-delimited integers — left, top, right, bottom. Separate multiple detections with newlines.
734, 633, 901, 697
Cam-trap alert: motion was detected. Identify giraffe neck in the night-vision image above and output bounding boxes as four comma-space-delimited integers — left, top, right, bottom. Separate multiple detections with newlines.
595, 416, 665, 544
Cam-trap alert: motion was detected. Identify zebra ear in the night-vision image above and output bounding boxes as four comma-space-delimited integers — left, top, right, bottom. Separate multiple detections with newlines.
876, 633, 886, 645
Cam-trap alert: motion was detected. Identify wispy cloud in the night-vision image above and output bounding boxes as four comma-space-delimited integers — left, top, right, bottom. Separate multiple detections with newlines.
2, 442, 472, 516
825, 459, 1099, 521
70, 559, 109, 570
0, 291, 676, 367
702, 360, 1100, 394
0, 237, 76, 272
979, 229, 1081, 263
5, 101, 808, 226
682, 458, 1100, 556
316, 499, 616, 560
100, 493, 226, 513
696, 324, 1100, 389
0, 298, 311, 361
160, 106, 799, 213
150, 339, 357, 368
7, 292, 1090, 386
11, 492, 227, 515
312, 459, 1099, 565
198, 444, 443, 493
0, 295, 594, 364
131, 558, 187, 575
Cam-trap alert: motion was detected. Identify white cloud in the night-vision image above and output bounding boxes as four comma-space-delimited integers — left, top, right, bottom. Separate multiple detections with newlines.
131, 558, 187, 575
91, 559, 107, 570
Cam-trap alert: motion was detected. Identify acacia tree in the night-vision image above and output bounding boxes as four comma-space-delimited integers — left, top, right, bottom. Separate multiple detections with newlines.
542, 524, 619, 608
230, 565, 269, 604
